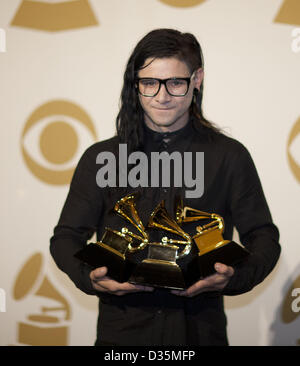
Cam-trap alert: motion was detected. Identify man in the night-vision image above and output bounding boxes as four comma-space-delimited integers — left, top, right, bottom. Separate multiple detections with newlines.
50, 29, 281, 346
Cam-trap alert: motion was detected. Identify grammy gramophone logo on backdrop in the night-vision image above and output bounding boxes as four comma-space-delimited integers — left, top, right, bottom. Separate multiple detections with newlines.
287, 117, 300, 184
13, 252, 71, 346
20, 100, 97, 185
158, 0, 206, 7
274, 0, 300, 26
0, 28, 6, 53
11, 0, 98, 32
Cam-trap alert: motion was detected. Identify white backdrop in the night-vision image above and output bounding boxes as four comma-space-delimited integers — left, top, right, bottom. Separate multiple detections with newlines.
0, 0, 300, 346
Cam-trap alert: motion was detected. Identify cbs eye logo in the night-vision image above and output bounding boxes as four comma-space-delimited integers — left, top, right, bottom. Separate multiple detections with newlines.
20, 100, 97, 185
287, 117, 300, 184
158, 0, 205, 7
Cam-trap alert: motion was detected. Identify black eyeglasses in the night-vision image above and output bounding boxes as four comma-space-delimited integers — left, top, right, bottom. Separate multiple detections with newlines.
136, 72, 195, 97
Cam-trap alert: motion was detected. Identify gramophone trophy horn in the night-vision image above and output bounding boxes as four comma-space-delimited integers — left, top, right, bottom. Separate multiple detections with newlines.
75, 193, 148, 283
114, 192, 149, 252
181, 206, 250, 278
174, 195, 183, 225
147, 200, 192, 258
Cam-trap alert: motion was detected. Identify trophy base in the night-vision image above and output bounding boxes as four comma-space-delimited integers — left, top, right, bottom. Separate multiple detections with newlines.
187, 240, 250, 279
74, 243, 136, 283
129, 259, 186, 290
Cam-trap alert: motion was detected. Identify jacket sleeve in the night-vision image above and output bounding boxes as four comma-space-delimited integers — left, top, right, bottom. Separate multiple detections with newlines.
50, 145, 104, 295
222, 143, 281, 295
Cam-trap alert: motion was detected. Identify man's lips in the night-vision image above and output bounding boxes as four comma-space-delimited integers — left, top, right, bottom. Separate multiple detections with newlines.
153, 107, 174, 111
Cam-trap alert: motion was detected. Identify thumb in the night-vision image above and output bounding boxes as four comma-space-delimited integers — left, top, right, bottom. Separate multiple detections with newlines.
214, 263, 234, 276
90, 266, 108, 281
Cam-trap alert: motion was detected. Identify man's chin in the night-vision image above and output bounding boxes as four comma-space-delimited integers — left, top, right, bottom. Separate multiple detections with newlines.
147, 121, 176, 132
145, 116, 183, 131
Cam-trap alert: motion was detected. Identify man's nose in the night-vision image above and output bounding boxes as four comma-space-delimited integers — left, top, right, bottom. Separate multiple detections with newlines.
155, 84, 171, 102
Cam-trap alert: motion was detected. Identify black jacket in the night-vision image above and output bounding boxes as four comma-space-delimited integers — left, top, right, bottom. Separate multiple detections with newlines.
50, 121, 281, 346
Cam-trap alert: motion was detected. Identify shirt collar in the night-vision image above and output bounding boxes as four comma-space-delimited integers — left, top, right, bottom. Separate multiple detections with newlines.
143, 120, 194, 144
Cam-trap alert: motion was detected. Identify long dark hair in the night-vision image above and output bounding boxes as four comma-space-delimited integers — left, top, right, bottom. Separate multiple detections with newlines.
116, 28, 221, 153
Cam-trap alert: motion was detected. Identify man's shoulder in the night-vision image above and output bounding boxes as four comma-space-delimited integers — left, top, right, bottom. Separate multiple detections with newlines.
193, 129, 249, 156
217, 132, 248, 152
74, 136, 120, 168
83, 135, 120, 157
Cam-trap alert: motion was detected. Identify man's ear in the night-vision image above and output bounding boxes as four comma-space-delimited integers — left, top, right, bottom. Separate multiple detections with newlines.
193, 68, 204, 91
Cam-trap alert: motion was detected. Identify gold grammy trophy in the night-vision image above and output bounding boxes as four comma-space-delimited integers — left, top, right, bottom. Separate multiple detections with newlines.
176, 200, 250, 279
75, 193, 149, 282
128, 200, 193, 289
75, 194, 250, 289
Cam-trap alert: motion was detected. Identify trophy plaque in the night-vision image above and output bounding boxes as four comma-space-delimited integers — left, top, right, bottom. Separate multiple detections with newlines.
74, 193, 149, 283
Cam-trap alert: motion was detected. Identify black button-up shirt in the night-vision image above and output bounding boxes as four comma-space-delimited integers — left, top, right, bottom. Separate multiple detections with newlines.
50, 120, 280, 346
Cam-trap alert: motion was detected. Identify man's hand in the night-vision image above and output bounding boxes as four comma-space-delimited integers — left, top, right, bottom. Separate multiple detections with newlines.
90, 267, 154, 296
171, 263, 234, 298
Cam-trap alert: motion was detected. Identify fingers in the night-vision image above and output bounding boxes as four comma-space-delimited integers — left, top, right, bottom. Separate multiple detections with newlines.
89, 267, 154, 296
214, 262, 234, 277
90, 266, 108, 282
134, 284, 155, 292
99, 281, 154, 296
106, 281, 141, 296
111, 283, 154, 296
172, 263, 234, 298
90, 263, 234, 297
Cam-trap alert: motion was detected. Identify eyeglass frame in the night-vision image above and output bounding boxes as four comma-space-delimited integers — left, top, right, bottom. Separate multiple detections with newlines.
136, 71, 196, 97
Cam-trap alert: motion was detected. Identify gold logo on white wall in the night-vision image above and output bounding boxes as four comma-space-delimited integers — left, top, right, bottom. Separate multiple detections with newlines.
11, 0, 98, 31
20, 100, 97, 185
13, 252, 71, 346
274, 0, 300, 26
158, 0, 206, 7
287, 118, 300, 183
